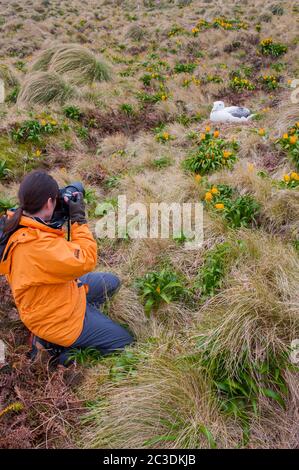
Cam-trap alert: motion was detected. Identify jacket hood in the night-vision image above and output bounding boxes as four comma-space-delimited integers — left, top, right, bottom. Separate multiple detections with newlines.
0, 210, 66, 276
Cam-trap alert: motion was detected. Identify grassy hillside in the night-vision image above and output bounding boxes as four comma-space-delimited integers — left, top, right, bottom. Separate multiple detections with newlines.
0, 0, 298, 449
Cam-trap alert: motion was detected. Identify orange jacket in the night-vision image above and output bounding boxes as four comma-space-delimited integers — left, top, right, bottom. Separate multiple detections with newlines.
0, 212, 97, 346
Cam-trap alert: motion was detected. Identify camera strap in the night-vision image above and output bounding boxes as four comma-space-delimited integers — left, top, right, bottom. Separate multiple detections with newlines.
67, 217, 71, 241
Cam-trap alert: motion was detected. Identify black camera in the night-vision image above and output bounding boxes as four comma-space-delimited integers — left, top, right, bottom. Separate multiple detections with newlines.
51, 181, 85, 227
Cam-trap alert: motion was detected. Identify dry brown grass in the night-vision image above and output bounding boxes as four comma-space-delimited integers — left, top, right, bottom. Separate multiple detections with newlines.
196, 230, 299, 367
80, 349, 241, 449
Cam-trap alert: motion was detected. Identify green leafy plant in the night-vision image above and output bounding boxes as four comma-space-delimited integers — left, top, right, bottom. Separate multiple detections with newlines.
119, 103, 134, 115
5, 85, 20, 103
174, 62, 197, 74
11, 117, 58, 143
259, 74, 279, 90
67, 347, 102, 366
63, 105, 82, 120
140, 72, 164, 87
204, 184, 260, 228
135, 269, 188, 316
155, 131, 175, 143
76, 126, 89, 140
176, 112, 202, 127
196, 242, 232, 299
104, 175, 121, 188
109, 349, 140, 381
63, 139, 73, 150
84, 187, 98, 216
0, 197, 16, 215
222, 195, 260, 228
199, 342, 290, 444
168, 25, 186, 37
183, 130, 238, 175
0, 160, 13, 180
212, 17, 248, 31
259, 38, 288, 57
278, 172, 299, 189
278, 124, 299, 169
271, 62, 285, 72
229, 76, 255, 91
137, 90, 167, 103
205, 74, 223, 84
152, 156, 172, 169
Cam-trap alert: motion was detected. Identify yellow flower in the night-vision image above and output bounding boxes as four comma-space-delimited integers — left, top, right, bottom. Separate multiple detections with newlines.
50, 119, 57, 126
205, 191, 213, 202
214, 203, 224, 210
283, 174, 290, 182
205, 126, 211, 132
211, 187, 219, 195
283, 133, 289, 139
247, 163, 255, 172
290, 172, 299, 180
156, 286, 161, 294
194, 174, 202, 182
35, 149, 42, 157
40, 119, 47, 126
192, 77, 201, 85
296, 122, 299, 128
200, 133, 206, 140
223, 150, 232, 158
258, 128, 265, 136
161, 95, 167, 101
162, 132, 169, 140
213, 130, 219, 138
289, 135, 298, 144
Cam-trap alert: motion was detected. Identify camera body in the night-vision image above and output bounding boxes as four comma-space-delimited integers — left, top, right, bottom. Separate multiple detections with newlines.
51, 181, 85, 227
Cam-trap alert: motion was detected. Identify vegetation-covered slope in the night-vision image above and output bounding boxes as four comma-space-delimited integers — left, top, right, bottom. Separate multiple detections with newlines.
0, 0, 298, 449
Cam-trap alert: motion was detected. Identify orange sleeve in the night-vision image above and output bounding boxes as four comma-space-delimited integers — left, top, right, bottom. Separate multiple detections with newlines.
26, 222, 98, 284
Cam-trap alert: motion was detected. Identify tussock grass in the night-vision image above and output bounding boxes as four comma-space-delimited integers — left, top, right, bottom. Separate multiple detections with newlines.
262, 189, 299, 235
17, 72, 76, 105
32, 44, 111, 85
31, 45, 58, 72
0, 63, 19, 87
197, 230, 299, 369
80, 351, 238, 449
272, 103, 299, 138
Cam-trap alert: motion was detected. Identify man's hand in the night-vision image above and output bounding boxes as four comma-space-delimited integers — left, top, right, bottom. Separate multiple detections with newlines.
64, 192, 87, 225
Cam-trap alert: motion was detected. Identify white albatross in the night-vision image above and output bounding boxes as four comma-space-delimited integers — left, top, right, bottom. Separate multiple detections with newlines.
210, 101, 255, 123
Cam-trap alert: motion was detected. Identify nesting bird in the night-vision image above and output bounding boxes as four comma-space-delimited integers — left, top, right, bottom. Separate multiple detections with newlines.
210, 101, 255, 123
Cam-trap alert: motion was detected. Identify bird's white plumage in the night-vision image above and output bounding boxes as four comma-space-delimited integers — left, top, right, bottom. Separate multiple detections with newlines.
210, 101, 255, 123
